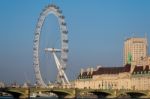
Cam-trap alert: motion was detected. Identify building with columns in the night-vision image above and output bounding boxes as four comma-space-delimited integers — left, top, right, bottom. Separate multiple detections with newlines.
75, 36, 150, 90
75, 64, 150, 90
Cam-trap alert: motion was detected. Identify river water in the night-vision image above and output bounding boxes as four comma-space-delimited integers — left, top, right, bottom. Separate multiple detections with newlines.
0, 96, 133, 99
0, 97, 58, 99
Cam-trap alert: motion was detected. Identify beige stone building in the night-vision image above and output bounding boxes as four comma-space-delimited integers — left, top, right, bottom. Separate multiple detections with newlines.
0, 82, 5, 88
75, 36, 150, 90
148, 56, 150, 65
75, 64, 150, 90
124, 37, 148, 65
131, 65, 150, 90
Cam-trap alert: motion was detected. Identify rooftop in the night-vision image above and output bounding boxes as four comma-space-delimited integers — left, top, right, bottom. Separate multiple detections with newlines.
78, 64, 150, 79
78, 64, 131, 79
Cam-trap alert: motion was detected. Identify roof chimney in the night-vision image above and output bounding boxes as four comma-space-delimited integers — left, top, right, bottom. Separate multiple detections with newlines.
80, 68, 84, 76
97, 65, 102, 70
90, 67, 94, 75
87, 68, 90, 75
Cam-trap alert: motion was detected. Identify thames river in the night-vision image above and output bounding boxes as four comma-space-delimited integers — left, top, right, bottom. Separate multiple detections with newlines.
0, 97, 58, 99
0, 96, 133, 99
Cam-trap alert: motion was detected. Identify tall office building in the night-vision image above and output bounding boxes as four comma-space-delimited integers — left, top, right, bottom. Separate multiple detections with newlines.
124, 37, 148, 65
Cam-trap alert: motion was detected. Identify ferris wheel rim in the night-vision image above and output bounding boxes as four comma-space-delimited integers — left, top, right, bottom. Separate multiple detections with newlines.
33, 4, 69, 87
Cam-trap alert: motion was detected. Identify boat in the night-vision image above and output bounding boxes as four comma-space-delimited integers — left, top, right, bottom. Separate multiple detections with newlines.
30, 93, 37, 98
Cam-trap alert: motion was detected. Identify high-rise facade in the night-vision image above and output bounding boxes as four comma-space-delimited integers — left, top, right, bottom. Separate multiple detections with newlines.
124, 37, 148, 65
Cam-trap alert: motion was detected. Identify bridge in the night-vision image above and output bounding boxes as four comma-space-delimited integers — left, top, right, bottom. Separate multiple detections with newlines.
1, 87, 150, 98
0, 87, 75, 99
75, 89, 150, 99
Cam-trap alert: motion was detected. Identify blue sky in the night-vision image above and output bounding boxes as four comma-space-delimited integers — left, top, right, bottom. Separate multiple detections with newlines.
0, 0, 150, 84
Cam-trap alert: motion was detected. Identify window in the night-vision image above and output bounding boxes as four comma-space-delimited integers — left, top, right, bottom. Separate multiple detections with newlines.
99, 84, 101, 88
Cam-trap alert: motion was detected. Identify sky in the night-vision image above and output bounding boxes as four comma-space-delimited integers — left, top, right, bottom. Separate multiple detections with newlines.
0, 0, 150, 84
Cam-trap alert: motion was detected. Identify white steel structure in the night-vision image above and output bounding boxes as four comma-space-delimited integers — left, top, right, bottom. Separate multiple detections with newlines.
33, 4, 70, 87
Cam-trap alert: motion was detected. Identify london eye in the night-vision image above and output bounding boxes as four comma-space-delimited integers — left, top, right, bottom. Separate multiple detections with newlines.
33, 4, 70, 87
